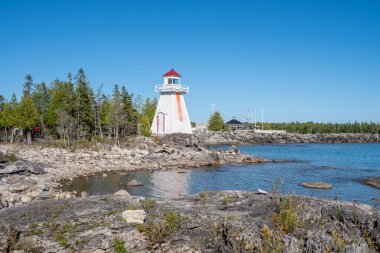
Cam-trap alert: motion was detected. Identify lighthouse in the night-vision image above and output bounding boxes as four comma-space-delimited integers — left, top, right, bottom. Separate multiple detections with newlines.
151, 69, 193, 135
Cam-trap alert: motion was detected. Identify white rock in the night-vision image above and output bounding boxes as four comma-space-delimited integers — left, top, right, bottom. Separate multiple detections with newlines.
122, 210, 146, 224
113, 189, 131, 196
127, 179, 142, 186
257, 188, 268, 194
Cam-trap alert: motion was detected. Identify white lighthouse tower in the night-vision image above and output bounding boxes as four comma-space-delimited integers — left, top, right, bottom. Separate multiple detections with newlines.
151, 69, 192, 135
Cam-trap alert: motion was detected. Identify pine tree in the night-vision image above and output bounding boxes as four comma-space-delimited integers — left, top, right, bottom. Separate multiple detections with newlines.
23, 74, 34, 97
121, 85, 138, 135
32, 81, 50, 134
110, 84, 124, 142
74, 68, 94, 139
208, 111, 227, 131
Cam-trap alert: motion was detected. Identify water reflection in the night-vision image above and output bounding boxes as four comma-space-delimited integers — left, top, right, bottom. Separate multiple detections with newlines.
63, 143, 380, 207
63, 170, 191, 199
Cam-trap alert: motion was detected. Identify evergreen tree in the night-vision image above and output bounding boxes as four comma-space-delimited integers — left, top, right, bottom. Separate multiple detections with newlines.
32, 81, 50, 134
121, 85, 138, 135
74, 68, 94, 139
16, 95, 40, 144
99, 96, 112, 137
208, 111, 227, 131
23, 74, 34, 97
46, 79, 75, 133
140, 97, 157, 137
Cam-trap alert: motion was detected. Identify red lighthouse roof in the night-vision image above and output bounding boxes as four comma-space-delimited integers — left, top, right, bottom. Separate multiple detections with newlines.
163, 69, 181, 78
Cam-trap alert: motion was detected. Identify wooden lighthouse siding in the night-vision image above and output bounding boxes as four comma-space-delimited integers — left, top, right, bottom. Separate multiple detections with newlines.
176, 93, 183, 122
151, 69, 192, 135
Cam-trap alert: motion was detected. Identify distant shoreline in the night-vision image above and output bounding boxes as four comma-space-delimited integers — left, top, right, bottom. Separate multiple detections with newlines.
195, 132, 380, 146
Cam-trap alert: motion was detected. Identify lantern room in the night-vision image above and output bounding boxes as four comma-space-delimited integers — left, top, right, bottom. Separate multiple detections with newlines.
163, 69, 181, 85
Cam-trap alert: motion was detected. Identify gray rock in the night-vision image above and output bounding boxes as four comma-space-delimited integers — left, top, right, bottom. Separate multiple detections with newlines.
344, 240, 370, 253
80, 191, 88, 197
283, 235, 301, 253
127, 179, 142, 186
121, 209, 146, 224
300, 182, 332, 189
0, 160, 45, 175
363, 177, 380, 189
113, 189, 131, 196
43, 183, 50, 191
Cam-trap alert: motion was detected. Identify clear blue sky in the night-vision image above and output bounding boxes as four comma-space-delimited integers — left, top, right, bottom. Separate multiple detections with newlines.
1, 0, 379, 123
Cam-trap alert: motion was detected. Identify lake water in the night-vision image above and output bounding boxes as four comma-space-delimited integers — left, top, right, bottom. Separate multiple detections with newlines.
63, 143, 380, 207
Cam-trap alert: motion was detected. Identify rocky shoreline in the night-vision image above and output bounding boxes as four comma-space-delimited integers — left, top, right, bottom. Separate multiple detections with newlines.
195, 131, 380, 145
0, 137, 268, 209
0, 190, 379, 252
1, 133, 380, 252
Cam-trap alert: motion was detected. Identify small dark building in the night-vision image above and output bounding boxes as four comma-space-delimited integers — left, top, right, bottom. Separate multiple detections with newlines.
226, 118, 247, 131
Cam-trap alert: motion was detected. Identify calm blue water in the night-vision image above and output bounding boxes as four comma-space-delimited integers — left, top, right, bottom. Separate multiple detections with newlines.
63, 143, 380, 207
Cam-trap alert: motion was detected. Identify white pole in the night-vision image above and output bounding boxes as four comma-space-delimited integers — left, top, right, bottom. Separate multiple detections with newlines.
211, 104, 216, 114
261, 107, 264, 130
254, 110, 257, 129
248, 109, 253, 129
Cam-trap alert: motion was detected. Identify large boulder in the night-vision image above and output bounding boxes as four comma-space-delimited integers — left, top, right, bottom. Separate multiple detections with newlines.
300, 182, 332, 189
127, 179, 142, 186
0, 160, 45, 175
113, 189, 131, 196
121, 209, 146, 224
363, 177, 380, 189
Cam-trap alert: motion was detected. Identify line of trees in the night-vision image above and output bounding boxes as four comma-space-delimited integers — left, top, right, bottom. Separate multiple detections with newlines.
207, 112, 380, 134
0, 69, 157, 145
263, 121, 380, 134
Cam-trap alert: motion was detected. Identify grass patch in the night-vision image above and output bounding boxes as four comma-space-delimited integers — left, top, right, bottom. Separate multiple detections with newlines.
51, 201, 71, 218
114, 236, 128, 253
260, 224, 285, 253
335, 208, 343, 222
272, 196, 299, 233
107, 209, 121, 216
222, 195, 238, 205
1, 152, 17, 162
126, 204, 137, 210
137, 210, 180, 249
330, 230, 348, 253
199, 192, 207, 208
140, 199, 156, 210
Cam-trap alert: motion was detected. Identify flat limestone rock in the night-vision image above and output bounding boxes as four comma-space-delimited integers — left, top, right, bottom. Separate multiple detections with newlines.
1, 160, 45, 175
127, 179, 142, 186
364, 177, 380, 189
300, 182, 332, 189
122, 209, 146, 224
113, 189, 131, 196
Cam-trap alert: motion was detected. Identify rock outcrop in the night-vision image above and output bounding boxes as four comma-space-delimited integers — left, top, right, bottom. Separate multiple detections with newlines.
0, 191, 378, 252
300, 182, 333, 189
195, 131, 380, 145
364, 177, 380, 189
0, 141, 269, 209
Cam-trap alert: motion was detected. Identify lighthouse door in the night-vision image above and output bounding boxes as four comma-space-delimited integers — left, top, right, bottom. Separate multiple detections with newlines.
156, 112, 166, 134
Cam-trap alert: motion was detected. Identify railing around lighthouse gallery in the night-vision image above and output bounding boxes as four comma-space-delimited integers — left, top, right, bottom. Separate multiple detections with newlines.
155, 84, 189, 94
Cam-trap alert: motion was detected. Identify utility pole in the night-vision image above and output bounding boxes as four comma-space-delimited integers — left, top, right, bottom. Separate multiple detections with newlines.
248, 108, 254, 129
211, 104, 216, 114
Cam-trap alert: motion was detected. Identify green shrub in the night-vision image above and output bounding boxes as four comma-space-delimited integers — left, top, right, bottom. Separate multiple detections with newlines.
140, 199, 156, 210
199, 192, 207, 208
272, 196, 299, 233
137, 210, 180, 249
222, 195, 238, 205
114, 237, 128, 253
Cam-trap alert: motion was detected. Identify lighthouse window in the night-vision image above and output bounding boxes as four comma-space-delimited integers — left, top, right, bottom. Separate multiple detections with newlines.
173, 79, 179, 84
168, 78, 173, 84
